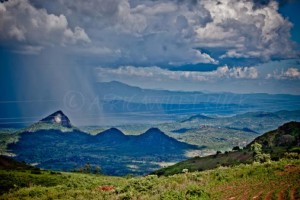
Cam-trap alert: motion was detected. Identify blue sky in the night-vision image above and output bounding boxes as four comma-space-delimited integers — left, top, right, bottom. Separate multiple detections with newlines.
279, 1, 300, 44
0, 0, 300, 125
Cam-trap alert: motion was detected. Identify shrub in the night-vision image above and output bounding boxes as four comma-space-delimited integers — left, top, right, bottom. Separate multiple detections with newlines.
121, 177, 158, 193
213, 172, 228, 182
284, 152, 300, 159
50, 171, 61, 175
94, 166, 101, 174
289, 147, 300, 153
119, 192, 132, 200
187, 173, 203, 182
185, 185, 210, 200
251, 143, 262, 155
161, 190, 184, 199
254, 153, 271, 163
124, 174, 134, 179
251, 142, 271, 163
232, 146, 240, 151
31, 169, 42, 175
146, 175, 158, 180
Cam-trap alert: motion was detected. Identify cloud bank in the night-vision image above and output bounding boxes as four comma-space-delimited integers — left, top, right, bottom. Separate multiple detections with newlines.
0, 0, 297, 65
96, 65, 258, 83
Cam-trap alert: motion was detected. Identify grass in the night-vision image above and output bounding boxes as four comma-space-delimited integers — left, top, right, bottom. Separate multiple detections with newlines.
0, 158, 299, 199
152, 150, 253, 176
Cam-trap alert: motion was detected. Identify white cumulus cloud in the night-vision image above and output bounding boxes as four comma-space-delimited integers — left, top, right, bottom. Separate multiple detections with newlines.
0, 0, 90, 49
267, 67, 300, 80
196, 0, 295, 60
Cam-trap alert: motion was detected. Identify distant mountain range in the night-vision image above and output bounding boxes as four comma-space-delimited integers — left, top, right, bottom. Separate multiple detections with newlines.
98, 81, 300, 109
174, 110, 300, 134
95, 81, 300, 125
8, 111, 199, 176
2, 81, 300, 127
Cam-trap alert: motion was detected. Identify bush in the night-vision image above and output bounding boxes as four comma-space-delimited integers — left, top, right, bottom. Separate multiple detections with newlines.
254, 153, 271, 163
124, 174, 134, 179
232, 146, 240, 151
31, 169, 42, 175
251, 143, 262, 155
121, 177, 158, 193
289, 147, 300, 153
185, 185, 210, 200
161, 190, 184, 199
50, 171, 61, 175
284, 152, 300, 159
119, 192, 132, 200
213, 172, 228, 182
251, 142, 271, 163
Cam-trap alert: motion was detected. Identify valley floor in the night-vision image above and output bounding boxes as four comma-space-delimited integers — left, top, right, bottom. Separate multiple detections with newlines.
0, 158, 299, 200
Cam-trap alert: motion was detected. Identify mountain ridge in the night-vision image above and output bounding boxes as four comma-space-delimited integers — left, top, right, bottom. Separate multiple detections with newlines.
7, 112, 199, 175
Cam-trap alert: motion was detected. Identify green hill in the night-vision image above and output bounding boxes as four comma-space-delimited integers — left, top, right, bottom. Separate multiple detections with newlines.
248, 121, 300, 148
152, 121, 300, 176
152, 151, 253, 176
8, 127, 199, 176
247, 121, 300, 159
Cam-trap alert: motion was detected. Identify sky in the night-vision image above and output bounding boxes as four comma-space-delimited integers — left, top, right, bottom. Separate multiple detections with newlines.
0, 0, 300, 125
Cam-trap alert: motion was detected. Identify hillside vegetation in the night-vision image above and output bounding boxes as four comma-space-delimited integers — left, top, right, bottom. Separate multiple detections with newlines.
248, 121, 300, 159
1, 121, 300, 199
153, 121, 300, 176
0, 158, 299, 199
152, 151, 253, 176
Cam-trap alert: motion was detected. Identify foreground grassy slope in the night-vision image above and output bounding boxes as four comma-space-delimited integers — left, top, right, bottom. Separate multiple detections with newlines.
1, 158, 299, 200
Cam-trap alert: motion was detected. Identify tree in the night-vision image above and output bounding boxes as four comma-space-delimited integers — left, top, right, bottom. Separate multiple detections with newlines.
250, 142, 262, 155
250, 142, 271, 163
94, 165, 102, 174
80, 162, 91, 173
232, 146, 240, 151
254, 153, 271, 163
